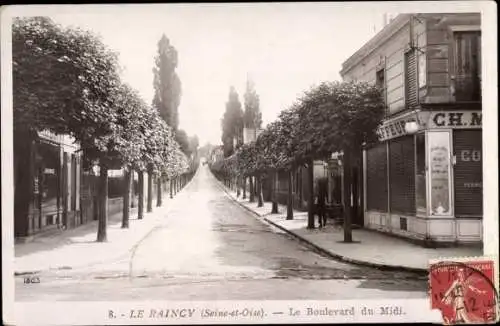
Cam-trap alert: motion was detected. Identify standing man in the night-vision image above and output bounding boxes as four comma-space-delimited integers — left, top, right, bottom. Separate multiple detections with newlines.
316, 178, 328, 228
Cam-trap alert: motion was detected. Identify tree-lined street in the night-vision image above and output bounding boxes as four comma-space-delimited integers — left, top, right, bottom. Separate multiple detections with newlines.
15, 165, 428, 301
8, 9, 485, 315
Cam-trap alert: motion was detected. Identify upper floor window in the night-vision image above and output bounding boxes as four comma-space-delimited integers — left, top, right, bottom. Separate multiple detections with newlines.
453, 31, 481, 101
376, 68, 387, 110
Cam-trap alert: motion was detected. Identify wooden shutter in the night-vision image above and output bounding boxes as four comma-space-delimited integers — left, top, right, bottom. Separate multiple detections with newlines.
453, 130, 483, 216
366, 143, 388, 212
389, 136, 416, 214
455, 32, 481, 101
405, 49, 418, 108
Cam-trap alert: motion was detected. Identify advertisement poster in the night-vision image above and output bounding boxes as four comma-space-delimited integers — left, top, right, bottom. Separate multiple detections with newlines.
428, 131, 452, 216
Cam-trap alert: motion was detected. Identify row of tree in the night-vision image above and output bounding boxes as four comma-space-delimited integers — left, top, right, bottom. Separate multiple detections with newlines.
13, 17, 195, 242
220, 79, 263, 158
210, 81, 385, 242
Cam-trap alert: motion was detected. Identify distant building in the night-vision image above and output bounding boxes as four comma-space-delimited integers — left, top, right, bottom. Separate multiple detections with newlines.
340, 13, 482, 246
210, 146, 224, 164
243, 126, 265, 144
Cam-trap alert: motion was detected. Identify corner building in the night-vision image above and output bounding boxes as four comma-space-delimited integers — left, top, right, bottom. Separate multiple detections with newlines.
340, 13, 482, 246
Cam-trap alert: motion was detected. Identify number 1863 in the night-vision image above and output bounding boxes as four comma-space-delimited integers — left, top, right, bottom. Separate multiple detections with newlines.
23, 276, 40, 284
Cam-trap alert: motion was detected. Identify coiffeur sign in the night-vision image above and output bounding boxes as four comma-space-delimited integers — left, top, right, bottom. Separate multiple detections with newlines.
376, 112, 421, 141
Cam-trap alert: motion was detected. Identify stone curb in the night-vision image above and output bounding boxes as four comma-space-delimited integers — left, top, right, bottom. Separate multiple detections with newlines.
261, 216, 428, 275
15, 171, 198, 276
213, 174, 428, 275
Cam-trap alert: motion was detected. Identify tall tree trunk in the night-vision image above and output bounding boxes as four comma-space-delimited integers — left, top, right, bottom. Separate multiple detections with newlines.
147, 171, 153, 213
257, 174, 264, 207
170, 178, 174, 198
157, 175, 162, 207
343, 149, 353, 242
286, 168, 294, 220
138, 171, 144, 219
307, 159, 315, 229
122, 167, 131, 228
271, 170, 278, 214
97, 163, 108, 242
249, 176, 255, 202
236, 176, 241, 197
130, 170, 135, 208
242, 177, 247, 199
298, 167, 303, 210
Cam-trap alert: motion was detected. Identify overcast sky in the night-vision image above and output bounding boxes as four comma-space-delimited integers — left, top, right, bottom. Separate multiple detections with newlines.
10, 2, 486, 145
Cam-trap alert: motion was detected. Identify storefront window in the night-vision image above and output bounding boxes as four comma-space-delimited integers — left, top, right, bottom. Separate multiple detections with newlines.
415, 133, 427, 215
428, 131, 452, 216
328, 160, 343, 205
38, 142, 61, 226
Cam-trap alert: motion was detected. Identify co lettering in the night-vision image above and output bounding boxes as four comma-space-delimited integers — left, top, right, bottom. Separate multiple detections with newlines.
460, 150, 481, 162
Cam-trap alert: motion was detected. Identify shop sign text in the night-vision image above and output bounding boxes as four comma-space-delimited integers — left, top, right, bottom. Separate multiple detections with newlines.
376, 115, 419, 141
429, 111, 482, 129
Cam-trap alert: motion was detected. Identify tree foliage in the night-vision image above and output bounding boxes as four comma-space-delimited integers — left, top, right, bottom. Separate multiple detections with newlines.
152, 34, 181, 132
213, 81, 384, 179
221, 86, 244, 157
243, 78, 262, 129
189, 135, 199, 154
175, 129, 190, 156
13, 17, 191, 177
293, 81, 385, 162
12, 16, 122, 156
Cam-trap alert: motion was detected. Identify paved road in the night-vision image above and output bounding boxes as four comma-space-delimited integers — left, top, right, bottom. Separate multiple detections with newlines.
15, 166, 427, 301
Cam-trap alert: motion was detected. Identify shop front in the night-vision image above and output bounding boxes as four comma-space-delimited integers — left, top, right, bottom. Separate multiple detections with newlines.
363, 109, 483, 245
14, 131, 82, 239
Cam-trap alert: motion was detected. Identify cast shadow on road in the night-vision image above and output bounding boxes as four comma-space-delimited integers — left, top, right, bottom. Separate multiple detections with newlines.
209, 191, 427, 293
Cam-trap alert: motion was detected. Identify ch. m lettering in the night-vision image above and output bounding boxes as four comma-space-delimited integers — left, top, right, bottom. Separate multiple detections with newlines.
432, 112, 482, 128
432, 112, 464, 126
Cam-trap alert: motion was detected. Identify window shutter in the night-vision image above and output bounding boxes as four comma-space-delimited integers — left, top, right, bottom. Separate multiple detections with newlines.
454, 32, 481, 101
366, 143, 388, 212
405, 50, 418, 108
389, 136, 416, 214
453, 130, 483, 216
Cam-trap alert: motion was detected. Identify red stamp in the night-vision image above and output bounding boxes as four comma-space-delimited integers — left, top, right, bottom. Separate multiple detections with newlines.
430, 258, 498, 324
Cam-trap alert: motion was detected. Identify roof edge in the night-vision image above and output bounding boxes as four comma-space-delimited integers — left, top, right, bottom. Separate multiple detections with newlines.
340, 13, 412, 77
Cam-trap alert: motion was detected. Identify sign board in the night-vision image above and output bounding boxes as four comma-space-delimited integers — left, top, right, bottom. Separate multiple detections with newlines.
427, 111, 482, 129
376, 113, 421, 141
376, 111, 482, 142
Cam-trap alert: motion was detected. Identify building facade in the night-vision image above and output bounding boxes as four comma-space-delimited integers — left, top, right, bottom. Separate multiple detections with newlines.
340, 13, 482, 245
210, 146, 225, 165
14, 130, 84, 239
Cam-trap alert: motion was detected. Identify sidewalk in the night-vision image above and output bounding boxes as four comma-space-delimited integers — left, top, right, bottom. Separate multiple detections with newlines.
218, 183, 482, 273
14, 182, 193, 275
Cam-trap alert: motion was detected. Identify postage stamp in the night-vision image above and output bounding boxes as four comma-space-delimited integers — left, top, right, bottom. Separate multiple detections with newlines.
429, 258, 498, 324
